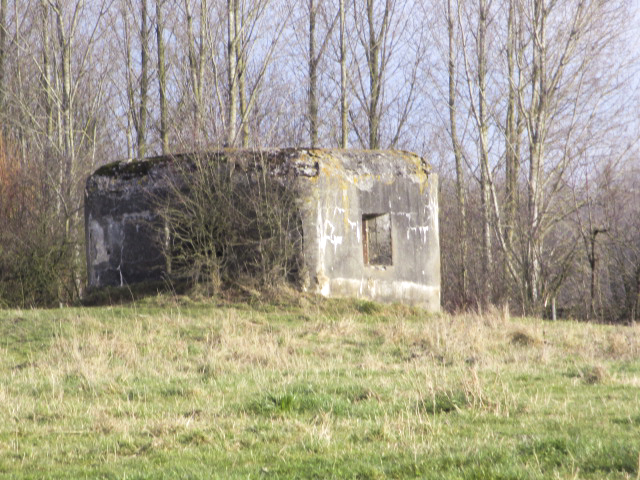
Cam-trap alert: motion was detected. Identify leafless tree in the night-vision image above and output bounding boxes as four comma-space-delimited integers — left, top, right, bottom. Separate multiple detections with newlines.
305, 0, 338, 147
155, 0, 169, 153
445, 0, 468, 306
457, 0, 494, 306
0, 0, 7, 116
339, 0, 348, 147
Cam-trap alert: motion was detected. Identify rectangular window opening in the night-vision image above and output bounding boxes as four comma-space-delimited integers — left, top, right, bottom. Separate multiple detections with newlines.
362, 213, 392, 266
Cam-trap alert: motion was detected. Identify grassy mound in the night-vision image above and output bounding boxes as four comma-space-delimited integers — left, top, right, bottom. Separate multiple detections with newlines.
1, 296, 639, 478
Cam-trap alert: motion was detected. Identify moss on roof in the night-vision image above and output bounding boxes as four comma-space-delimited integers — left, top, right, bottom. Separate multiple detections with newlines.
91, 149, 430, 180
93, 156, 174, 178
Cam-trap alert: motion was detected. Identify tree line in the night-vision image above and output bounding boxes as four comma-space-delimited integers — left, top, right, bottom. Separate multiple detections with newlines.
0, 0, 638, 321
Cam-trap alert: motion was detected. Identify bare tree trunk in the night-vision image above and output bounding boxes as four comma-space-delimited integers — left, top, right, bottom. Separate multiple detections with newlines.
504, 0, 519, 298
199, 0, 207, 140
123, 2, 135, 158
53, 1, 76, 187
588, 229, 596, 319
227, 0, 238, 146
238, 3, 249, 147
526, 0, 545, 309
229, 0, 286, 148
138, 0, 149, 159
52, 0, 83, 299
156, 0, 169, 153
186, 0, 208, 143
308, 0, 318, 147
41, 1, 55, 143
478, 0, 492, 306
339, 0, 348, 148
185, 0, 198, 133
0, 0, 7, 116
41, 0, 60, 220
366, 0, 390, 149
239, 58, 249, 146
307, 0, 338, 148
447, 0, 467, 306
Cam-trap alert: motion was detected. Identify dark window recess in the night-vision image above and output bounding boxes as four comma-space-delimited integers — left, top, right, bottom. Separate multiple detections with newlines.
362, 213, 392, 266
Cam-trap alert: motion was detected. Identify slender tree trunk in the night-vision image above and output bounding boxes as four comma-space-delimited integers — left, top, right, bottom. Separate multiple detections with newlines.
238, 4, 249, 147
185, 0, 198, 135
447, 0, 467, 306
478, 0, 492, 306
527, 0, 546, 309
339, 0, 348, 148
586, 228, 606, 319
589, 232, 596, 319
138, 0, 149, 159
366, 0, 386, 149
227, 0, 238, 146
199, 0, 207, 140
41, 1, 54, 143
307, 0, 339, 148
308, 0, 318, 147
41, 1, 60, 220
186, 0, 206, 142
54, 3, 74, 187
504, 0, 519, 298
123, 4, 135, 158
53, 0, 82, 300
156, 0, 169, 153
239, 61, 249, 146
0, 0, 7, 116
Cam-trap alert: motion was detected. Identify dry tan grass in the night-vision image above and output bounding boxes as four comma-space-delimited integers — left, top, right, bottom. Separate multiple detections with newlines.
0, 299, 639, 479
4, 300, 640, 459
11, 301, 639, 402
583, 364, 610, 385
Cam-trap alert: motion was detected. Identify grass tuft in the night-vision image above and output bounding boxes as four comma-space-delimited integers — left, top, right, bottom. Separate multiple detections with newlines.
509, 327, 541, 347
584, 364, 610, 384
420, 390, 470, 414
355, 299, 383, 315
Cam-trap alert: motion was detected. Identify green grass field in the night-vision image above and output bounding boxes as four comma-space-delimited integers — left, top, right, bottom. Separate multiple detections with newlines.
1, 294, 639, 479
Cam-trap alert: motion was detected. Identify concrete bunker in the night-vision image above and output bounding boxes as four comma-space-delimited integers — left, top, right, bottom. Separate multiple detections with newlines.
85, 149, 440, 311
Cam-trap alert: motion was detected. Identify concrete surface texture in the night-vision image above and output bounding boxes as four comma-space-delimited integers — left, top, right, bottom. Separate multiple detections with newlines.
84, 149, 440, 311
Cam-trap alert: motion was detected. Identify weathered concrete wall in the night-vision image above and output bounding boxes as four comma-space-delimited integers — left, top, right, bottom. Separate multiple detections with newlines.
85, 149, 440, 311
295, 150, 440, 311
84, 159, 170, 288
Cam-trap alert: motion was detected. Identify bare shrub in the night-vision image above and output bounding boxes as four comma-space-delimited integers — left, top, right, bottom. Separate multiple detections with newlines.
155, 152, 303, 294
0, 137, 75, 307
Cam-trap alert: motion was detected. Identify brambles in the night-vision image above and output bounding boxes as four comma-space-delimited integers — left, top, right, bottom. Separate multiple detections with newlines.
156, 153, 302, 294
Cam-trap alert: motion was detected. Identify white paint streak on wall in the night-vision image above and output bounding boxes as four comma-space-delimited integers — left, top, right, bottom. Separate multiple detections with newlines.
318, 204, 343, 255
347, 219, 361, 243
323, 219, 343, 253
317, 205, 326, 255
428, 195, 439, 240
315, 204, 331, 296
406, 226, 430, 243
